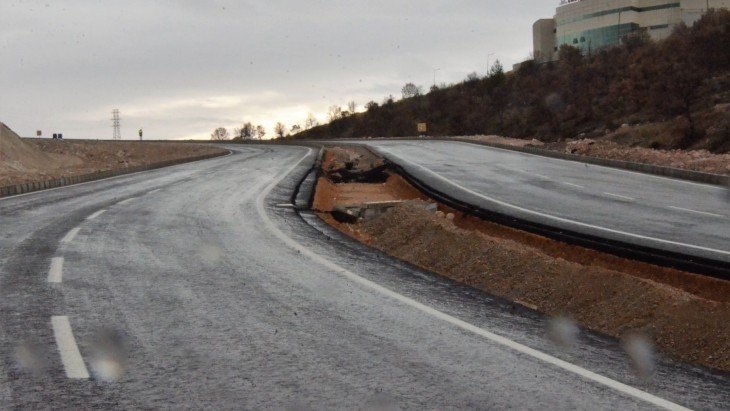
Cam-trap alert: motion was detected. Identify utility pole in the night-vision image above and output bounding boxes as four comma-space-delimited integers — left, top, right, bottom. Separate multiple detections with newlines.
617, 9, 622, 45
112, 109, 121, 140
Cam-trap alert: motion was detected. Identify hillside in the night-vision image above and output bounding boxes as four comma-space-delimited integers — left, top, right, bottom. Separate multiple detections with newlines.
294, 10, 730, 153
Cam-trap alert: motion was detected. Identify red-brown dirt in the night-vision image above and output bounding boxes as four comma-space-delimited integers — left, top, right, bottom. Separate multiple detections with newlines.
315, 146, 730, 372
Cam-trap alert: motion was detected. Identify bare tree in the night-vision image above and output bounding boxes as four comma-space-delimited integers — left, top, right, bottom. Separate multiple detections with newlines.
210, 127, 229, 141
290, 124, 302, 134
327, 105, 343, 122
255, 125, 266, 140
305, 113, 318, 129
401, 83, 422, 99
274, 122, 286, 139
347, 101, 357, 114
234, 122, 255, 140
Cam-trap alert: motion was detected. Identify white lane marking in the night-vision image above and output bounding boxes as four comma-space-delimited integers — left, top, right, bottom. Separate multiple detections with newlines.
603, 192, 635, 202
148, 189, 161, 194
86, 209, 106, 220
118, 198, 136, 205
47, 257, 64, 283
257, 148, 689, 411
447, 140, 726, 191
382, 154, 730, 257
562, 182, 584, 189
51, 316, 89, 379
668, 206, 724, 218
61, 227, 81, 243
0, 150, 234, 202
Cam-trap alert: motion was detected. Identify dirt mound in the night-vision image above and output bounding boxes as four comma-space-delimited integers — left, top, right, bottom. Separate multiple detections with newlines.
0, 122, 75, 173
322, 146, 388, 183
314, 146, 730, 372
1, 123, 227, 187
552, 138, 730, 175
359, 202, 730, 372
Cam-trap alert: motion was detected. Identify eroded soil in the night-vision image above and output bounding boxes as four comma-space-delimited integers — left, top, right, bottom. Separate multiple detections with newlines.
315, 146, 730, 372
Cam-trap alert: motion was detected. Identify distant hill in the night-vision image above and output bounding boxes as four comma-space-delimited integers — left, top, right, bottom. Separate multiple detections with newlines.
294, 10, 730, 153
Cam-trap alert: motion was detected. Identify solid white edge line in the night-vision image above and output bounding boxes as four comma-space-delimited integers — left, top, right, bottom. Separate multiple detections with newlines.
0, 150, 234, 202
562, 182, 584, 189
667, 206, 724, 218
51, 316, 89, 379
388, 154, 730, 257
256, 147, 690, 411
61, 227, 81, 243
603, 192, 635, 201
118, 198, 136, 205
86, 209, 106, 220
446, 140, 725, 191
47, 257, 64, 283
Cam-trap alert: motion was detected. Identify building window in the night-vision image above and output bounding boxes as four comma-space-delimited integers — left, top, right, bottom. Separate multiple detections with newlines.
573, 38, 578, 44
580, 36, 586, 42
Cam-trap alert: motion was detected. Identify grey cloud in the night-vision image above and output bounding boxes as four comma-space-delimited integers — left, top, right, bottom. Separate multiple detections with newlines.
1, 0, 557, 139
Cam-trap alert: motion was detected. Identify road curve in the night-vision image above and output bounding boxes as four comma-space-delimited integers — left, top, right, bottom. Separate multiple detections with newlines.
361, 140, 730, 265
0, 145, 727, 409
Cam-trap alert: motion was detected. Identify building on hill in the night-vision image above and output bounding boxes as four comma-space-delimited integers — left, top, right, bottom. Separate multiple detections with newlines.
533, 0, 730, 62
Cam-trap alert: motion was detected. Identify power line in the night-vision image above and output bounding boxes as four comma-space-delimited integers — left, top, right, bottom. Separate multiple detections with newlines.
112, 109, 121, 140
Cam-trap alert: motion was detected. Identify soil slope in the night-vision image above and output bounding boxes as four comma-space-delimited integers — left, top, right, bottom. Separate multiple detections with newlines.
316, 146, 730, 372
1, 122, 227, 187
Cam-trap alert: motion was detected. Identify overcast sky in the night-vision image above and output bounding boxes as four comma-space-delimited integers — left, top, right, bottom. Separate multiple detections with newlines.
1, 1, 557, 140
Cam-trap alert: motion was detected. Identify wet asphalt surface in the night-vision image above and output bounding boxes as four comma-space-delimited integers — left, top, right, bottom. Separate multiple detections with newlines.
360, 140, 730, 264
0, 144, 728, 409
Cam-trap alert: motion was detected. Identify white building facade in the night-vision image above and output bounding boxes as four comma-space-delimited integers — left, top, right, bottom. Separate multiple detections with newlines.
534, 0, 730, 62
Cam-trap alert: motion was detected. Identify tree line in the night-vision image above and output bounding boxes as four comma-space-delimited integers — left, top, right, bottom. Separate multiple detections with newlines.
292, 10, 730, 152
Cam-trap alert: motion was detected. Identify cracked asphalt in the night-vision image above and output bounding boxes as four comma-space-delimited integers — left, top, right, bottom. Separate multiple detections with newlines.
0, 144, 727, 409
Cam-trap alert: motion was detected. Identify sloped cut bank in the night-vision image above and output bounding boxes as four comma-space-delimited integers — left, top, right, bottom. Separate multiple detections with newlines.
314, 146, 730, 373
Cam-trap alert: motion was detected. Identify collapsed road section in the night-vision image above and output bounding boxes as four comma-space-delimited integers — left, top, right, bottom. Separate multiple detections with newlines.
308, 146, 730, 373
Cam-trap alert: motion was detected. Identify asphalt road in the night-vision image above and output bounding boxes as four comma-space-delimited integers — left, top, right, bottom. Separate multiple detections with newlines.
1, 145, 728, 409
363, 140, 730, 264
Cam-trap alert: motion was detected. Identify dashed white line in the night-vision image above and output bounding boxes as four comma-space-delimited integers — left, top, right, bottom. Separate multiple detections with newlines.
668, 206, 724, 218
602, 192, 635, 201
118, 198, 136, 205
86, 209, 106, 220
562, 182, 584, 189
47, 257, 64, 283
256, 149, 690, 411
60, 227, 81, 243
148, 189, 161, 194
51, 316, 89, 379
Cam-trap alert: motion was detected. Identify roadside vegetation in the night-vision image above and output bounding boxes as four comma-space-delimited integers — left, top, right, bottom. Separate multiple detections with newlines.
293, 10, 730, 153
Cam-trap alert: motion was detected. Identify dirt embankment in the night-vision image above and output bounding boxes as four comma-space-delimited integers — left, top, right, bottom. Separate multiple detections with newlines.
314, 146, 730, 372
0, 122, 227, 187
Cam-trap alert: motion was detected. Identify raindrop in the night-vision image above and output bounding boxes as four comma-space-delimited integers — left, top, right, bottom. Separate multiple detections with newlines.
547, 316, 579, 348
14, 341, 49, 376
89, 329, 128, 382
622, 333, 655, 379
